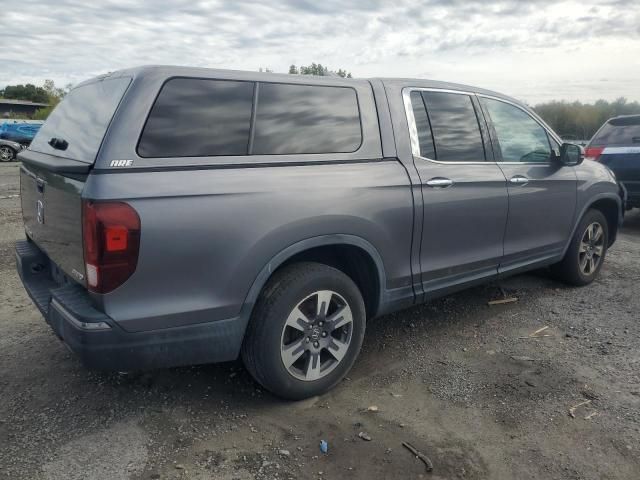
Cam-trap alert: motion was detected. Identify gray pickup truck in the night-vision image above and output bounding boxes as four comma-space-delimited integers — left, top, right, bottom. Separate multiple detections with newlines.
16, 66, 623, 399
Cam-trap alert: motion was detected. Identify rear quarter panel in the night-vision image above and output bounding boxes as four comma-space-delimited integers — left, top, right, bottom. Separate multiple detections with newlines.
85, 161, 414, 332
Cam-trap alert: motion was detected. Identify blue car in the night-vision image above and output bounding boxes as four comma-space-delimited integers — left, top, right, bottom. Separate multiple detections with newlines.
0, 122, 43, 146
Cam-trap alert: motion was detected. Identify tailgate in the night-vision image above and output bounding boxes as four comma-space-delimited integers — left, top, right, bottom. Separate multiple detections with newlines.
20, 156, 87, 286
17, 75, 131, 286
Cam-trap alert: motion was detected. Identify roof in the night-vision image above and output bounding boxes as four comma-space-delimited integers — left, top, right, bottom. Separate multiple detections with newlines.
74, 65, 370, 90
610, 114, 640, 120
0, 99, 49, 107
72, 65, 530, 118
77, 65, 520, 104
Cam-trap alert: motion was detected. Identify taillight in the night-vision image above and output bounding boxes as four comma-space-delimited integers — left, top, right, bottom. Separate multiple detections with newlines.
82, 200, 140, 294
584, 146, 604, 161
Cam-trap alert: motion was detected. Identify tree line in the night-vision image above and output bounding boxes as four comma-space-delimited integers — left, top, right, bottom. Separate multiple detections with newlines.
0, 79, 70, 120
533, 98, 640, 141
288, 63, 351, 78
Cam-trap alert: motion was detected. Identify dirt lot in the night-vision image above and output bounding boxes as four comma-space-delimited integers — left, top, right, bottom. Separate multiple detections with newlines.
1, 161, 639, 480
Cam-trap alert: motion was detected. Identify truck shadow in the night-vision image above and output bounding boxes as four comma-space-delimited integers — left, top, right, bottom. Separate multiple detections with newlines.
83, 268, 564, 408
621, 208, 640, 234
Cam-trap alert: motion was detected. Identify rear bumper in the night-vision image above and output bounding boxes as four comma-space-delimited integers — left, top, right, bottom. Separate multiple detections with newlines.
15, 239, 245, 371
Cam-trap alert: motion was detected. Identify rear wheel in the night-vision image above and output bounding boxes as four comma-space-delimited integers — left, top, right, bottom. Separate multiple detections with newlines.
552, 209, 608, 286
0, 146, 16, 162
242, 262, 366, 400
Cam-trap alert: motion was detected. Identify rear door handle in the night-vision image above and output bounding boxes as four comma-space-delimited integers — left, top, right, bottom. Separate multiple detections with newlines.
509, 175, 529, 186
426, 178, 454, 188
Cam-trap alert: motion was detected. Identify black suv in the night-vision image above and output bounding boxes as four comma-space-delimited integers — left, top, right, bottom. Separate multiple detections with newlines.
586, 115, 640, 209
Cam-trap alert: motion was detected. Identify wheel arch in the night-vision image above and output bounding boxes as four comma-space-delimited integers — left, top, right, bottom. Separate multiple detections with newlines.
589, 197, 621, 247
565, 193, 622, 254
241, 235, 387, 321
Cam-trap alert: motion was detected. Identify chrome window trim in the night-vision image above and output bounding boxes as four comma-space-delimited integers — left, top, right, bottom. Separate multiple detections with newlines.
403, 87, 565, 166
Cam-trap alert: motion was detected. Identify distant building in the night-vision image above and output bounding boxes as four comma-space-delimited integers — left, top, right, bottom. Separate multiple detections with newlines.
0, 99, 49, 118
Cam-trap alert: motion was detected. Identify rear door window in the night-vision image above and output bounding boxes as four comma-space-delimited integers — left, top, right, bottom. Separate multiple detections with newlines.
481, 97, 551, 163
30, 77, 131, 163
252, 83, 361, 155
138, 78, 254, 158
590, 116, 640, 146
420, 91, 485, 162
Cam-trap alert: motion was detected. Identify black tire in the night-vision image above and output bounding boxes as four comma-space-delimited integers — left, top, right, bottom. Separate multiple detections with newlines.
0, 146, 16, 162
552, 209, 608, 286
241, 262, 366, 400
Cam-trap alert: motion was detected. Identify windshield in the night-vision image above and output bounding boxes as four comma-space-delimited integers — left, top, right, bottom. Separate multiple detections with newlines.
29, 77, 131, 163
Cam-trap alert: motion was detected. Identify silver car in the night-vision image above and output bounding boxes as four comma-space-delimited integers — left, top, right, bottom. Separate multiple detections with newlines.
0, 139, 23, 162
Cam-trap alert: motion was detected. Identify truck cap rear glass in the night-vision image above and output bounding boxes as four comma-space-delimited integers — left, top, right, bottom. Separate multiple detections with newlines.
29, 77, 131, 164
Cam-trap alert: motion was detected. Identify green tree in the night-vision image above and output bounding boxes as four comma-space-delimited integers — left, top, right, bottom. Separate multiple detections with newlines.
32, 105, 55, 120
534, 98, 640, 141
289, 63, 352, 78
43, 79, 67, 102
0, 83, 49, 103
1, 79, 71, 119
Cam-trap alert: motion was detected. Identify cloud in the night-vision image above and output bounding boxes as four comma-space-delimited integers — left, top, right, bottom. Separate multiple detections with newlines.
1, 0, 639, 103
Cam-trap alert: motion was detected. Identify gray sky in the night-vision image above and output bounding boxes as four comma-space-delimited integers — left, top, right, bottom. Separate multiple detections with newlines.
2, 0, 639, 105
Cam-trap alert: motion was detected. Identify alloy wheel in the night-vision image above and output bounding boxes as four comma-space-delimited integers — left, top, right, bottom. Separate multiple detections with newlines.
280, 290, 353, 381
579, 222, 605, 275
0, 146, 14, 162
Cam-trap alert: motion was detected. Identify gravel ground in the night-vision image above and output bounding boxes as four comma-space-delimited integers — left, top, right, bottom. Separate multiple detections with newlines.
1, 161, 639, 480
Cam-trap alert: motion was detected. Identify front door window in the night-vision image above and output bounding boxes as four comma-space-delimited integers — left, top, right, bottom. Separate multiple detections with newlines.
481, 98, 551, 163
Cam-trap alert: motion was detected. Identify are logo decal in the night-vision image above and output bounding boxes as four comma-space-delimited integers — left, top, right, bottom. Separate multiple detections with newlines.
109, 159, 134, 167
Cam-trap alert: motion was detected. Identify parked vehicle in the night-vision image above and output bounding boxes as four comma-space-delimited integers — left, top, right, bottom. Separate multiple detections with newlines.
0, 121, 43, 146
585, 115, 640, 209
0, 138, 23, 162
16, 67, 624, 399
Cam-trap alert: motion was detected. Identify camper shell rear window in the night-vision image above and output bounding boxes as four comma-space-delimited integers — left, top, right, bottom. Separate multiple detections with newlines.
29, 77, 131, 163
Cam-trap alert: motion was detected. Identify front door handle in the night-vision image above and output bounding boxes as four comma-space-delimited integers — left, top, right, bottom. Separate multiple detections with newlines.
426, 177, 454, 188
509, 175, 529, 186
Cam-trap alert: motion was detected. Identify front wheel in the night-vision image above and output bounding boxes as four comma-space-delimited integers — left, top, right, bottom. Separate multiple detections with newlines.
242, 262, 366, 400
552, 209, 608, 286
0, 146, 16, 162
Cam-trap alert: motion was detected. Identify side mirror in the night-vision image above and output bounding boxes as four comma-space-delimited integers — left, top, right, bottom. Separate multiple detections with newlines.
557, 142, 584, 166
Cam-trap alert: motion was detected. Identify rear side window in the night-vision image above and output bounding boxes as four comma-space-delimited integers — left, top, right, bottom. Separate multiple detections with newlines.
138, 80, 361, 158
591, 116, 640, 146
138, 78, 254, 158
30, 77, 130, 163
252, 83, 361, 155
420, 91, 485, 162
